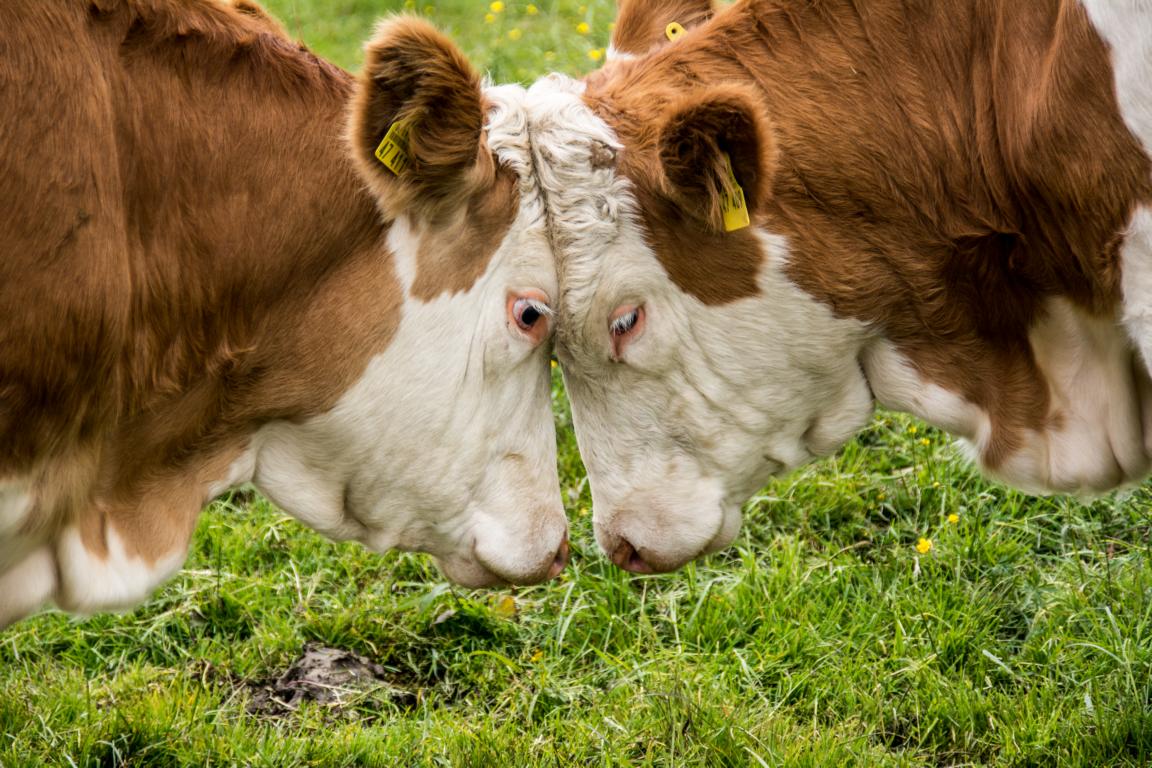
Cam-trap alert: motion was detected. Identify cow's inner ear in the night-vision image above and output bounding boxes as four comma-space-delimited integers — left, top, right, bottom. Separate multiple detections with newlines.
655, 86, 776, 234
349, 17, 491, 223
611, 0, 714, 57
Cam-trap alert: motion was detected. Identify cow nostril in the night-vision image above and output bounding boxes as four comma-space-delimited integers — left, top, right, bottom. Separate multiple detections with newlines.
547, 535, 569, 580
610, 538, 654, 574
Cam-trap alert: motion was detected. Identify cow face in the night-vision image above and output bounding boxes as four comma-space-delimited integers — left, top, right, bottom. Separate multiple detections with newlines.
527, 75, 874, 574
252, 19, 567, 587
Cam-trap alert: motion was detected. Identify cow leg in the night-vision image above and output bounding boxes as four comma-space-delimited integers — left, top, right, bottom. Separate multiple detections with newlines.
0, 547, 56, 628
52, 519, 191, 615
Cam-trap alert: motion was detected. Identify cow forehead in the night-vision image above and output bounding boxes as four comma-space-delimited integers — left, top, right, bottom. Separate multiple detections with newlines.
521, 76, 639, 331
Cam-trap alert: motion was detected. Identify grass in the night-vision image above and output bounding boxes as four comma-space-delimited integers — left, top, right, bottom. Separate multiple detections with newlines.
2, 2, 1151, 766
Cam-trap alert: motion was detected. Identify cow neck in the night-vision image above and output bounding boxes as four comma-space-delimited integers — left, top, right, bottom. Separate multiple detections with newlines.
109, 37, 400, 488
587, 0, 1152, 461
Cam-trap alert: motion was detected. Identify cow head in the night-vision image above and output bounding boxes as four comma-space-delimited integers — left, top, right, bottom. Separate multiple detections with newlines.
252, 18, 567, 587
525, 70, 873, 574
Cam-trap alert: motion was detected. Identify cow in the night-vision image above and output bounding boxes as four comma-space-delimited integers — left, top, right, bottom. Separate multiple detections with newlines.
522, 0, 1152, 573
0, 1, 569, 627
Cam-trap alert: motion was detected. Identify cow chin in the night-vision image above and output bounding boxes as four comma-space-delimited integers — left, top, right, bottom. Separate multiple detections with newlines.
434, 554, 510, 588
431, 503, 569, 587
592, 477, 742, 574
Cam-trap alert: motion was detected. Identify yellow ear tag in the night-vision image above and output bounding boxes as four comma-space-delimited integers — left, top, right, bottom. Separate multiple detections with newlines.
665, 21, 685, 41
719, 152, 751, 232
374, 119, 412, 176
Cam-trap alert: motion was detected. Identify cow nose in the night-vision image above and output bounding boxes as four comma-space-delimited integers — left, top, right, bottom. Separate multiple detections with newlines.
547, 534, 569, 580
610, 538, 655, 574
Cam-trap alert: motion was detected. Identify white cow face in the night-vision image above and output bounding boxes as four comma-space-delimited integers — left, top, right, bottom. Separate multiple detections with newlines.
527, 76, 873, 573
251, 19, 567, 587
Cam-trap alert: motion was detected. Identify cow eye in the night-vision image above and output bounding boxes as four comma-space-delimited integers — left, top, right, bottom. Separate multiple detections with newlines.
610, 309, 640, 336
518, 304, 541, 329
513, 297, 550, 332
608, 305, 645, 361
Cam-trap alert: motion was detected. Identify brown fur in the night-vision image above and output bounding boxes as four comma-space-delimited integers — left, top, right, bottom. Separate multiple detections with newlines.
0, 3, 499, 566
612, 0, 714, 56
589, 0, 1152, 464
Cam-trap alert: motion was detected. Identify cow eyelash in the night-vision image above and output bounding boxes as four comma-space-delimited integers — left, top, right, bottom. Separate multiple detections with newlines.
521, 298, 554, 319
513, 297, 553, 330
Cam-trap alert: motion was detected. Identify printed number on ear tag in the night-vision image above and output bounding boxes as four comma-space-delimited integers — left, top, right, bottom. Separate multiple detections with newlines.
665, 22, 685, 41
719, 152, 751, 232
374, 120, 412, 176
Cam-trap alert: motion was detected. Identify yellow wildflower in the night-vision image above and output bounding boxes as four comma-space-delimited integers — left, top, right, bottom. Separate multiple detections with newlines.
494, 594, 516, 617
908, 425, 918, 435
530, 649, 545, 662
915, 537, 933, 554
587, 47, 603, 61
551, 359, 558, 368
947, 513, 960, 524
508, 28, 522, 40
484, 12, 495, 23
576, 21, 590, 34
919, 438, 930, 446
490, 1, 504, 12
526, 3, 538, 14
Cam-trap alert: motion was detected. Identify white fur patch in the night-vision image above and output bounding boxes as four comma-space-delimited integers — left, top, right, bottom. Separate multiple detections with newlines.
0, 480, 32, 539
1120, 206, 1152, 372
1083, 3, 1152, 378
54, 525, 187, 614
866, 300, 1150, 494
385, 215, 420, 296
863, 341, 991, 442
0, 547, 56, 629
1082, 0, 1152, 159
205, 448, 257, 501
1015, 298, 1150, 491
605, 45, 636, 62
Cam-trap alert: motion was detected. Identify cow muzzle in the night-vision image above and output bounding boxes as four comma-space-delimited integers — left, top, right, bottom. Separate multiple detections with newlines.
594, 500, 741, 574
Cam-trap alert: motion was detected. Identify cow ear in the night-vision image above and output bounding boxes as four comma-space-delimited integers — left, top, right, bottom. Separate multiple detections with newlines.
655, 85, 776, 234
610, 0, 713, 58
349, 17, 491, 222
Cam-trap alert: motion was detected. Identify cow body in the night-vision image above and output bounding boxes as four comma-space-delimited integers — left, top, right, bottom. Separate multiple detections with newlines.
0, 1, 567, 625
530, 0, 1152, 571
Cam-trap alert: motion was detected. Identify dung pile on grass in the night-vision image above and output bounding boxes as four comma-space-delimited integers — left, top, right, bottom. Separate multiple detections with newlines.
247, 643, 416, 716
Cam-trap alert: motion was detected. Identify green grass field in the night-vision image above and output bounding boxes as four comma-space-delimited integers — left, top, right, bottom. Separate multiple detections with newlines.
2, 2, 1150, 765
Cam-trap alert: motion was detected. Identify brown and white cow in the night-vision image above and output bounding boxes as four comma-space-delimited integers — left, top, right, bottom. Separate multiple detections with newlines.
525, 0, 1152, 572
0, 1, 568, 626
